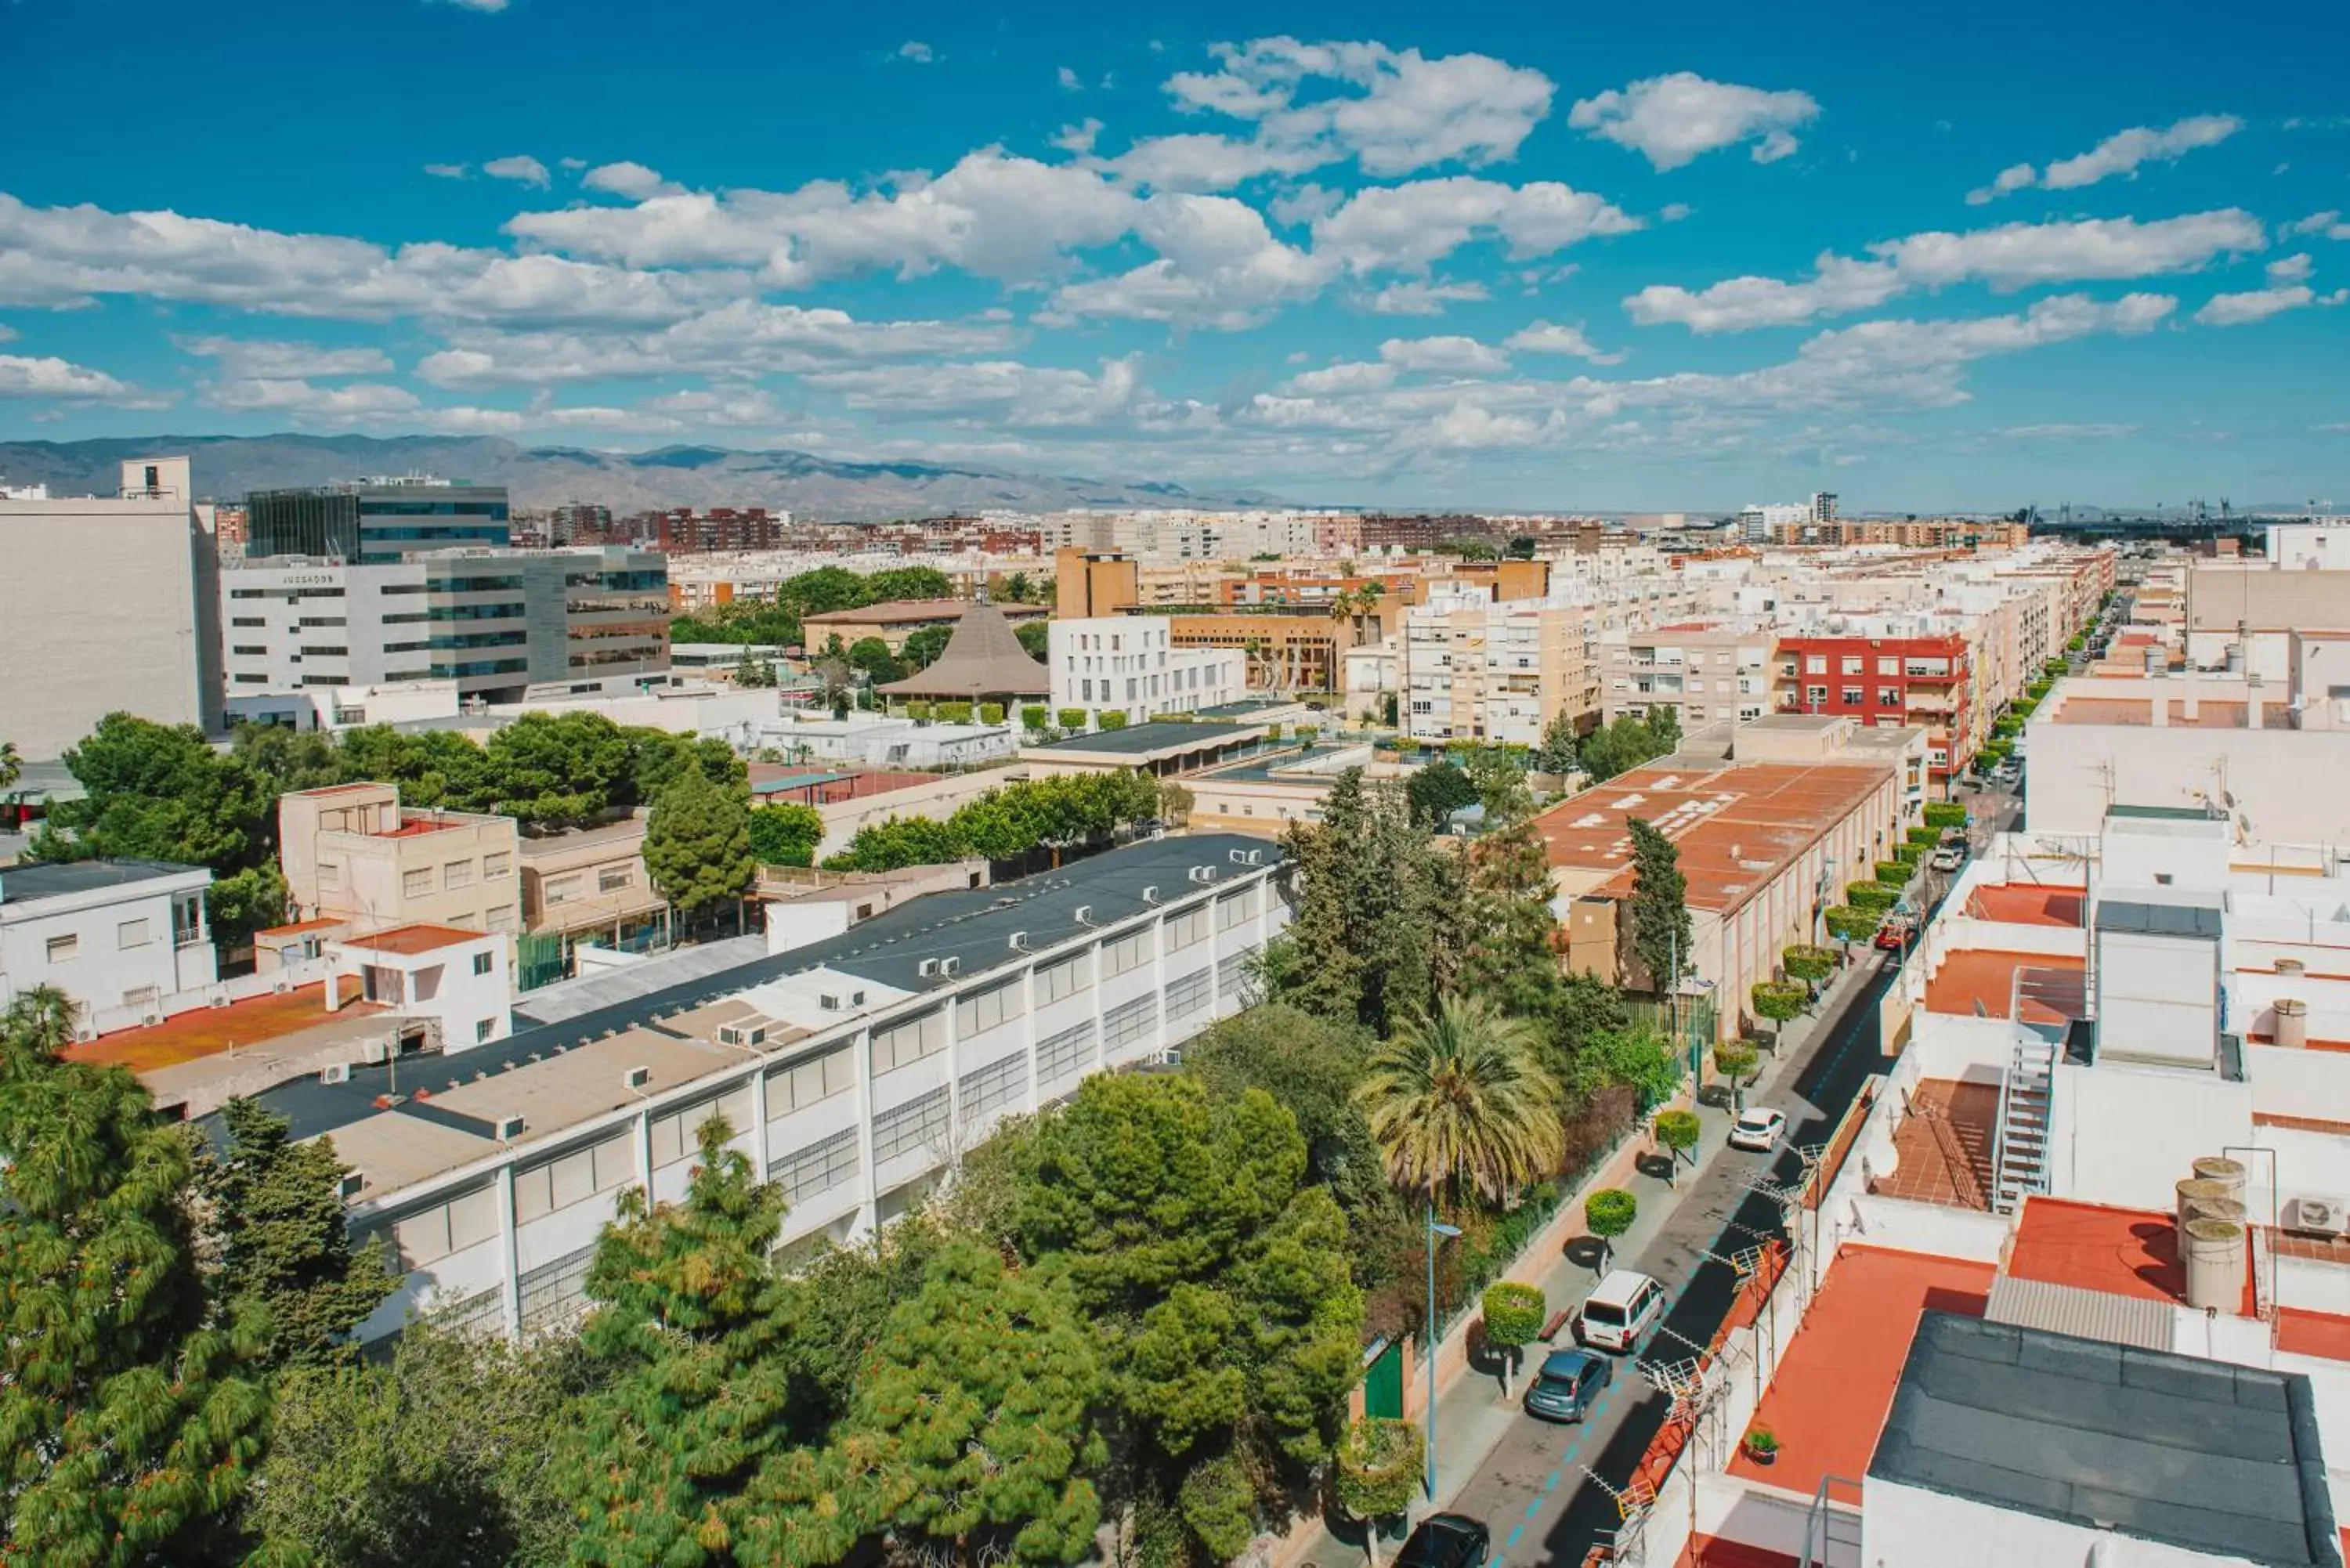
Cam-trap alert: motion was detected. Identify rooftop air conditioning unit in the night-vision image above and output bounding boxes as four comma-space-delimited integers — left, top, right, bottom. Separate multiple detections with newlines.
1141, 885, 1159, 904
319, 1062, 352, 1086
1009, 932, 1029, 951
208, 991, 230, 1009
1229, 849, 1249, 864
1245, 849, 1264, 865
939, 956, 961, 977
2292, 1194, 2348, 1237
493, 1115, 526, 1142
1074, 905, 1094, 925
624, 1064, 651, 1090
918, 958, 942, 977
338, 1171, 364, 1200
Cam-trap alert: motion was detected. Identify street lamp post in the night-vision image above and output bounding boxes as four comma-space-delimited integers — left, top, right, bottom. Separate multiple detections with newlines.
1424, 1204, 1463, 1500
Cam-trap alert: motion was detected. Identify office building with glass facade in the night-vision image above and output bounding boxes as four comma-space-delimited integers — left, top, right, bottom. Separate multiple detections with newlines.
246, 478, 512, 563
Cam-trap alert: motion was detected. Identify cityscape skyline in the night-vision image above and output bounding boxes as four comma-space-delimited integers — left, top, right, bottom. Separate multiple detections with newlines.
3, 0, 2347, 509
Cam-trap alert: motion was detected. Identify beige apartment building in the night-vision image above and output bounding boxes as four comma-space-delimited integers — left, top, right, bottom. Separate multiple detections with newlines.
1403, 591, 1595, 746
518, 815, 667, 970
278, 782, 521, 938
1599, 622, 1777, 728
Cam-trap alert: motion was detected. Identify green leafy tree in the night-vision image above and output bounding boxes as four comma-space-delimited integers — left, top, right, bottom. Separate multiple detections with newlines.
555, 1119, 857, 1568
1480, 1282, 1546, 1396
203, 1097, 399, 1369
1643, 703, 1682, 753
1280, 771, 1467, 1036
1583, 1189, 1637, 1268
1355, 995, 1564, 1207
1098, 709, 1129, 730
232, 722, 349, 794
643, 765, 755, 918
851, 1239, 1104, 1566
1005, 571, 1033, 602
748, 802, 826, 868
0, 988, 271, 1566
1462, 811, 1564, 1017
846, 637, 906, 685
861, 566, 955, 603
1176, 1456, 1255, 1563
1781, 945, 1835, 984
474, 712, 632, 828
1625, 818, 1692, 995
1016, 1075, 1362, 1555
1824, 905, 1876, 942
1463, 748, 1533, 821
1713, 1040, 1760, 1108
0, 738, 20, 793
1533, 714, 1579, 776
1334, 1420, 1423, 1568
900, 625, 953, 670
1057, 707, 1087, 730
32, 712, 287, 945
1021, 705, 1050, 732
1017, 620, 1051, 659
1405, 760, 1477, 829
1567, 1024, 1680, 1112
248, 1324, 588, 1568
1651, 1108, 1701, 1187
1752, 981, 1807, 1046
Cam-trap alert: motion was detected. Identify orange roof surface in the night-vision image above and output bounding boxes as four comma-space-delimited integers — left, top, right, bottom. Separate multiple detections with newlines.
1677, 1540, 1799, 1568
1726, 1245, 1994, 1501
2277, 1307, 2350, 1364
1964, 883, 2085, 927
2055, 696, 2253, 729
1875, 1078, 1997, 1210
378, 818, 465, 838
1532, 759, 1887, 913
338, 923, 486, 956
258, 916, 347, 938
2006, 1196, 2255, 1314
1923, 949, 2084, 1026
63, 979, 374, 1071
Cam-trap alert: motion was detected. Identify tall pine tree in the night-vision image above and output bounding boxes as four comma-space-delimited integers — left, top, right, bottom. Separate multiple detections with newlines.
0, 988, 271, 1567
1625, 818, 1693, 995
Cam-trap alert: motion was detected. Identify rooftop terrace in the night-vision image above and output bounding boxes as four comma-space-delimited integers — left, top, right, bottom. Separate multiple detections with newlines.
2006, 1196, 2255, 1315
1922, 949, 2085, 1027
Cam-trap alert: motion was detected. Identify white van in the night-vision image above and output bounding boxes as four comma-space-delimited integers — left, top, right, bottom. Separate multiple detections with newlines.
1578, 1269, 1666, 1353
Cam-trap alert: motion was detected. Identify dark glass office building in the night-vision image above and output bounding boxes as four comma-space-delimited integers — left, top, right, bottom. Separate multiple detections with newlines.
246, 479, 512, 563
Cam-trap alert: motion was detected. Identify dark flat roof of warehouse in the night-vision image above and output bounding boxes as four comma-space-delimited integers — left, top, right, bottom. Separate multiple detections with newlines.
1026, 721, 1258, 757
1871, 1311, 2338, 1566
0, 857, 204, 905
223, 831, 1284, 1146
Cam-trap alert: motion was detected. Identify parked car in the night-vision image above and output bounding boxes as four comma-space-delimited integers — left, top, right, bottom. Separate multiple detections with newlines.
1578, 1270, 1667, 1353
1395, 1514, 1491, 1568
1729, 1106, 1788, 1152
1873, 913, 1916, 952
1524, 1347, 1614, 1423
1931, 844, 1965, 873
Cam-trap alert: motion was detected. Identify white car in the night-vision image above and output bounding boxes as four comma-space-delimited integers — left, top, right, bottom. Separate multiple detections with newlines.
1931, 844, 1965, 873
1729, 1107, 1787, 1152
1578, 1270, 1666, 1353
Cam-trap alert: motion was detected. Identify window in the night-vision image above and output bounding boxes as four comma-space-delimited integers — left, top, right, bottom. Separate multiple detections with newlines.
871, 1009, 948, 1075
1166, 968, 1213, 1020
773, 1129, 858, 1204
232, 616, 266, 627
484, 904, 518, 933
1218, 947, 1259, 1003
1037, 1020, 1097, 1084
385, 1183, 499, 1267
649, 1085, 756, 1167
959, 1051, 1028, 1125
1166, 905, 1210, 949
172, 895, 202, 946
1805, 655, 1826, 674
1806, 685, 1828, 706
231, 645, 269, 656
765, 1046, 853, 1118
1878, 688, 1901, 706
544, 875, 581, 905
45, 934, 77, 963
1100, 929, 1152, 977
1878, 656, 1900, 675
1217, 888, 1255, 929
475, 1018, 496, 1043
444, 860, 475, 891
873, 1087, 951, 1162
956, 979, 1022, 1038
118, 918, 150, 950
472, 951, 494, 976
1841, 656, 1863, 674
403, 868, 433, 899
483, 852, 512, 878
1103, 994, 1157, 1052
1035, 954, 1087, 1005
1842, 688, 1864, 706
512, 1131, 634, 1223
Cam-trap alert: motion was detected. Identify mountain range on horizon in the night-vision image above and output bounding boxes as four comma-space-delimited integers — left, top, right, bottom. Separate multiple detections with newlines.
0, 433, 1294, 522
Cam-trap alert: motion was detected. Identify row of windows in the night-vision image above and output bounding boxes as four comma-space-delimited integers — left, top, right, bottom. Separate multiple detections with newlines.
765, 1046, 853, 1118
959, 1051, 1028, 1125
1166, 905, 1210, 948
1217, 888, 1256, 929
872, 1008, 948, 1075
775, 1129, 859, 1205
383, 577, 526, 595
1036, 1019, 1097, 1083
955, 978, 1022, 1038
512, 1129, 634, 1223
1166, 968, 1213, 1021
229, 586, 346, 600
384, 630, 530, 654
1035, 953, 1086, 1005
649, 1085, 754, 1167
1104, 993, 1158, 1052
1101, 928, 1152, 977
383, 602, 527, 623
873, 1087, 951, 1163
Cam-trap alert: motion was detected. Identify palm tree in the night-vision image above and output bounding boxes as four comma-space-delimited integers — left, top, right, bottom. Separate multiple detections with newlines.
2, 985, 80, 1064
1355, 994, 1564, 1207
0, 740, 20, 795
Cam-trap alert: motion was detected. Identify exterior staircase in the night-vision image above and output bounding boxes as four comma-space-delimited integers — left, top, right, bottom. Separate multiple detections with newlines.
1991, 1037, 2056, 1213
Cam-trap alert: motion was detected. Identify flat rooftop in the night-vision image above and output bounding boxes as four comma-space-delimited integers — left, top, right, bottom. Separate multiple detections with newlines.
1964, 883, 2085, 927
1923, 949, 2084, 1027
2006, 1196, 2254, 1314
1025, 721, 1261, 760
1875, 1078, 1997, 1210
801, 598, 1046, 623
1197, 743, 1357, 784
0, 857, 204, 905
1726, 1245, 1995, 1501
65, 978, 375, 1071
1531, 758, 1891, 912
338, 923, 487, 956
1872, 1311, 2337, 1565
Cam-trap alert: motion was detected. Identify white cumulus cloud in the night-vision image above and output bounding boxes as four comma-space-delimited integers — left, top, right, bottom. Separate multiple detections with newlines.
1505, 320, 1623, 363
482, 155, 551, 189
582, 162, 685, 201
1966, 114, 2241, 203
2194, 282, 2346, 327
1567, 72, 1820, 171
0, 352, 161, 403
175, 334, 396, 378
1379, 334, 1510, 374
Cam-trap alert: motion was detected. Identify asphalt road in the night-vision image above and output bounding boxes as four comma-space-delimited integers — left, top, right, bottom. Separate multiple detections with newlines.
1452, 952, 1902, 1566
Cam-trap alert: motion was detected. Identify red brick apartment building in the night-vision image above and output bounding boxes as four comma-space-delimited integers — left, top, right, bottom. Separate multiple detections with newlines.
1774, 630, 1974, 788
650, 508, 788, 554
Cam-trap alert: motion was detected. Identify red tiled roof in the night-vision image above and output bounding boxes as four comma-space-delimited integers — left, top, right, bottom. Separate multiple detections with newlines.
337, 923, 487, 956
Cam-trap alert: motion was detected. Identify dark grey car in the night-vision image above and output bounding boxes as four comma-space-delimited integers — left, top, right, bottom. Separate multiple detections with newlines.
1522, 1347, 1613, 1423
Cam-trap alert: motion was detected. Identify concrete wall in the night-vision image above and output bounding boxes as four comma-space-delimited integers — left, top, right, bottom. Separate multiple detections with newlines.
2028, 714, 2350, 847
0, 869, 215, 1024
2045, 1060, 2255, 1212
1866, 1476, 2243, 1568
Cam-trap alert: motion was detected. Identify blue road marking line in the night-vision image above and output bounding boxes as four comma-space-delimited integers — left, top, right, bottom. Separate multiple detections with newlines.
1543, 1469, 1562, 1491
1506, 1525, 1524, 1548
1524, 1502, 1542, 1521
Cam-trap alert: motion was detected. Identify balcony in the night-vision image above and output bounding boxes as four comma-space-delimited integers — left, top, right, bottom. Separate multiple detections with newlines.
1905, 689, 1957, 715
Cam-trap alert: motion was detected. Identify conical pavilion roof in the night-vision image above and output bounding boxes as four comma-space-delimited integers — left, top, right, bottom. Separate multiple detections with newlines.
878, 599, 1051, 698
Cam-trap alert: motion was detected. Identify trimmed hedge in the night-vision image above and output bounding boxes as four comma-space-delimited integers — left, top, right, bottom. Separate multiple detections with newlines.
1752, 980, 1808, 1023
1782, 945, 1835, 983
1021, 705, 1049, 731
1922, 802, 1967, 829
906, 700, 933, 721
1058, 707, 1088, 730
978, 702, 1005, 724
936, 700, 974, 724
1892, 841, 1924, 866
1846, 880, 1898, 912
1824, 905, 1877, 941
1907, 825, 1940, 847
1875, 859, 1912, 885
1100, 710, 1130, 730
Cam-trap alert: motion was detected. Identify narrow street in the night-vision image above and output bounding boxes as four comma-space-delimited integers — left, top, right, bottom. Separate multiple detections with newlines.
1452, 948, 1898, 1565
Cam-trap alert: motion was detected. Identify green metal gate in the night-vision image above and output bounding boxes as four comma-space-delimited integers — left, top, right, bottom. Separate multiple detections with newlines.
1361, 1338, 1403, 1420
516, 930, 567, 992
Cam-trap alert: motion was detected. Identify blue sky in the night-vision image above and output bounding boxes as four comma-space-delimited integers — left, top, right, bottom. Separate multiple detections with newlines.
2, 0, 2345, 509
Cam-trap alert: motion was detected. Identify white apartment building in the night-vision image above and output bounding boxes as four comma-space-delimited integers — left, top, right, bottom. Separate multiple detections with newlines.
1403, 580, 1701, 745
221, 547, 670, 706
0, 859, 215, 1031
1047, 616, 1246, 727
0, 455, 222, 759
202, 833, 1289, 1344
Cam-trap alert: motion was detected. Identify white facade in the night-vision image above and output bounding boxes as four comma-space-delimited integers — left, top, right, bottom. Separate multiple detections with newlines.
0, 859, 215, 1029
743, 712, 1021, 768
1047, 616, 1246, 725
0, 456, 222, 759
330, 925, 512, 1053
226, 680, 465, 732
323, 839, 1288, 1343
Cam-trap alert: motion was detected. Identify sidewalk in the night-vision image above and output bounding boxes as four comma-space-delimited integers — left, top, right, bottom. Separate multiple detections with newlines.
1287, 950, 1887, 1566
